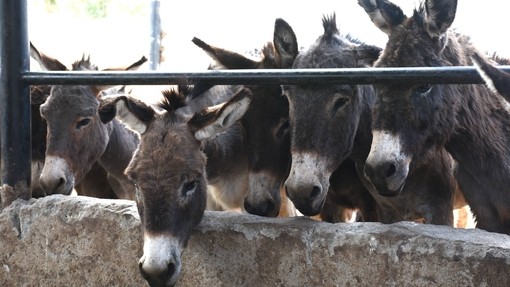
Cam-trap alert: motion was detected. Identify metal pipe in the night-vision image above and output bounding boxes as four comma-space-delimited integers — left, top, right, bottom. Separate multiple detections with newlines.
149, 0, 161, 70
22, 66, 510, 86
0, 0, 32, 207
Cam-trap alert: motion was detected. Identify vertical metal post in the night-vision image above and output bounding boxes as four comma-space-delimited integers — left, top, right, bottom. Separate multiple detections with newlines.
0, 0, 31, 207
149, 0, 161, 70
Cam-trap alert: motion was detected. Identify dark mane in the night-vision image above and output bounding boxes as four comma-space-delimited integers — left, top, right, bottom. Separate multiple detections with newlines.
71, 54, 98, 71
158, 85, 191, 112
322, 14, 339, 40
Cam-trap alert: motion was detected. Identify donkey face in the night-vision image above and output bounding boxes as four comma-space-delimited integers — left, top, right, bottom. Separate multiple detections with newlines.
192, 18, 298, 217
283, 14, 381, 215
99, 86, 251, 287
359, 0, 461, 196
31, 43, 146, 195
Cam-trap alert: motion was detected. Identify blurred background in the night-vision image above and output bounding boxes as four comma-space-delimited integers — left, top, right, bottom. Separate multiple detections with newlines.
28, 0, 510, 72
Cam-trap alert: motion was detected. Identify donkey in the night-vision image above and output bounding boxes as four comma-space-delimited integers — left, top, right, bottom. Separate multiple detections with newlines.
30, 43, 146, 200
98, 86, 251, 287
283, 14, 456, 224
359, 0, 510, 234
190, 18, 298, 217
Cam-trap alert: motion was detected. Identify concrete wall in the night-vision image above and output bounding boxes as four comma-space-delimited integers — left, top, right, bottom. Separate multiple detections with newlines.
1, 195, 509, 286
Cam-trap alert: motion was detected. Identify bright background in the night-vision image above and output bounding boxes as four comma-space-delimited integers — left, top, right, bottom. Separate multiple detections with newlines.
28, 0, 510, 71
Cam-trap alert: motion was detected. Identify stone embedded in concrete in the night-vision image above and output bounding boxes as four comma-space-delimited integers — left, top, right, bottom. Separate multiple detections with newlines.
0, 195, 509, 286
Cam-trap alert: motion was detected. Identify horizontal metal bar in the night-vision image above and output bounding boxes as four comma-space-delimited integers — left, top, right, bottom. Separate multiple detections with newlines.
22, 66, 510, 86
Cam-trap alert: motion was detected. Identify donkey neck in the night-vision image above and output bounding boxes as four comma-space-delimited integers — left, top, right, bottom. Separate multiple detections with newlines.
446, 85, 510, 181
202, 123, 249, 182
349, 86, 376, 163
98, 119, 139, 183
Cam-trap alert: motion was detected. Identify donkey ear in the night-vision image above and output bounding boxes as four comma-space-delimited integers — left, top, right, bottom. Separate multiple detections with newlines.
191, 88, 252, 141
92, 56, 148, 95
423, 0, 457, 38
273, 18, 298, 68
30, 42, 68, 71
472, 53, 510, 99
99, 95, 155, 134
192, 37, 259, 69
358, 0, 406, 35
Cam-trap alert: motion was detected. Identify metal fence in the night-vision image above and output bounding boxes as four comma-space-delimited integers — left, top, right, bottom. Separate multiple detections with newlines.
2, 0, 510, 207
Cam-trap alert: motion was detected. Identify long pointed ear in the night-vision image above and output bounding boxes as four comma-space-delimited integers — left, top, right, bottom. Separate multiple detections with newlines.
30, 42, 68, 71
191, 88, 252, 141
472, 53, 510, 100
273, 18, 298, 68
101, 56, 148, 71
192, 37, 259, 69
423, 0, 457, 38
99, 95, 155, 134
92, 56, 148, 94
358, 0, 406, 35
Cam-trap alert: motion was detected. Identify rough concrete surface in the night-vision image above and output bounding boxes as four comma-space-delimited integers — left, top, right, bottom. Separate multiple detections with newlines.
1, 195, 509, 286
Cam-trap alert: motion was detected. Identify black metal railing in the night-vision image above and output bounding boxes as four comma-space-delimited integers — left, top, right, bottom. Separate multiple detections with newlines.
2, 0, 510, 207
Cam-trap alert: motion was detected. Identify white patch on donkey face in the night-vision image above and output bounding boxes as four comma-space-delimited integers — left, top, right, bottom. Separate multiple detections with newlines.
140, 234, 182, 281
367, 130, 411, 192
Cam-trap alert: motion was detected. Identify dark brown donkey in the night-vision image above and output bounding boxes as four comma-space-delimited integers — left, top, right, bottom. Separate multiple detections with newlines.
283, 14, 455, 224
30, 44, 146, 199
191, 18, 298, 217
359, 0, 510, 234
99, 86, 252, 287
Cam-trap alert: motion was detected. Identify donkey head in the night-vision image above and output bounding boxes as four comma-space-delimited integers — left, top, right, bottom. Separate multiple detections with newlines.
99, 86, 251, 287
282, 14, 381, 215
31, 43, 146, 196
192, 18, 298, 217
358, 0, 461, 196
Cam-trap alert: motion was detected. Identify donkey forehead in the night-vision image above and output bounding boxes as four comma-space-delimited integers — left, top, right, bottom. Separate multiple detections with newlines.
377, 25, 442, 67
44, 86, 99, 110
136, 125, 203, 164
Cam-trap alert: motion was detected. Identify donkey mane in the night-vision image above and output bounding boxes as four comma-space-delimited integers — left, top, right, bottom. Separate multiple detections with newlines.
71, 54, 98, 71
158, 85, 192, 113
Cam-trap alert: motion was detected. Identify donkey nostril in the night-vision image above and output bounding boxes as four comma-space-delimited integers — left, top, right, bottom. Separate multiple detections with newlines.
57, 177, 66, 187
138, 261, 150, 281
385, 163, 397, 178
311, 186, 321, 199
165, 262, 176, 280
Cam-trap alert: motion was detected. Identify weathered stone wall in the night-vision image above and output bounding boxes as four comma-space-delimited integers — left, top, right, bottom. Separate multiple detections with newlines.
1, 195, 509, 286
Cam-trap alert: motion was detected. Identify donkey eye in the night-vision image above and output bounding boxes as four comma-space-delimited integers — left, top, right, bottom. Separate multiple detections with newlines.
276, 120, 289, 139
182, 180, 198, 196
332, 96, 350, 114
414, 84, 433, 94
76, 118, 92, 129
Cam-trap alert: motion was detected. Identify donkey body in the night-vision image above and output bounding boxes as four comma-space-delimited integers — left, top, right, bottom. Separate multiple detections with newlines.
99, 86, 251, 287
359, 0, 510, 234
283, 14, 455, 224
31, 44, 146, 200
191, 18, 298, 217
